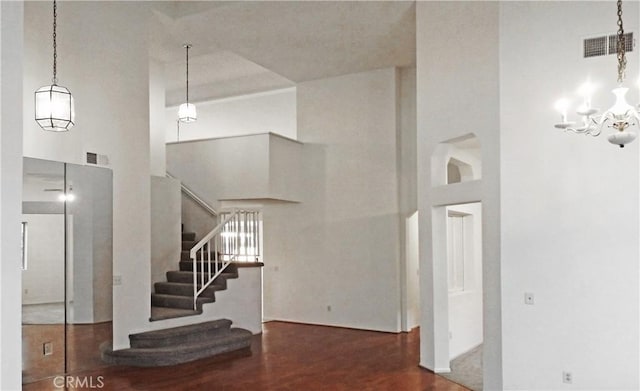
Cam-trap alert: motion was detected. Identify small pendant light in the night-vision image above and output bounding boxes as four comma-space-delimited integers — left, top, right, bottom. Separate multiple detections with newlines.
35, 0, 75, 132
178, 43, 197, 123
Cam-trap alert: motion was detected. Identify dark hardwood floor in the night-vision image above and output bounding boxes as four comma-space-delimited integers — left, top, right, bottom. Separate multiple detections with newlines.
22, 322, 112, 384
23, 321, 469, 391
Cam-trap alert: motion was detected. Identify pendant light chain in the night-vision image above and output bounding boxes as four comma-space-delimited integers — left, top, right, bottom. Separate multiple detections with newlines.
616, 0, 626, 84
185, 44, 190, 104
52, 0, 57, 85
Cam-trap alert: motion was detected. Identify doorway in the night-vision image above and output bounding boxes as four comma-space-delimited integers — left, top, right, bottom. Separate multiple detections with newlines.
438, 202, 483, 390
21, 157, 113, 386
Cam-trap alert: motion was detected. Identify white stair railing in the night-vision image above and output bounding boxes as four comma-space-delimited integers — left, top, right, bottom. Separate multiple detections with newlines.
166, 171, 218, 217
219, 209, 262, 262
190, 209, 261, 310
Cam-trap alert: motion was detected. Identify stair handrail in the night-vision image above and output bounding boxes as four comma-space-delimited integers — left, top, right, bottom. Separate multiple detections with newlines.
190, 208, 241, 310
166, 171, 218, 217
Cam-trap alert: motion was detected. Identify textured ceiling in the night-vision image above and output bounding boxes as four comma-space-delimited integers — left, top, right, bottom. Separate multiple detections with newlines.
154, 1, 416, 105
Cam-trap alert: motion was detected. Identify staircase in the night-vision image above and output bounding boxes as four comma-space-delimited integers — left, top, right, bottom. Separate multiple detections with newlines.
150, 230, 239, 322
100, 229, 254, 367
101, 318, 252, 367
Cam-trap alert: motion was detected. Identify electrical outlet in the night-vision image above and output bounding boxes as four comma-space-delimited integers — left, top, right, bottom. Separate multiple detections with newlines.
327, 305, 332, 312
113, 275, 122, 286
524, 292, 535, 305
563, 371, 572, 384
43, 342, 53, 356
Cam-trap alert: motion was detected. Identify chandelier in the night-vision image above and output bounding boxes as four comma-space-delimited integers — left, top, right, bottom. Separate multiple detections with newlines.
35, 0, 75, 132
178, 43, 197, 123
554, 0, 638, 148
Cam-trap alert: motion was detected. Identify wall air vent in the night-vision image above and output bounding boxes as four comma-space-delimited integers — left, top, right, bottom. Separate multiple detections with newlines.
584, 36, 607, 58
86, 152, 109, 166
608, 32, 634, 54
86, 152, 98, 164
584, 32, 634, 58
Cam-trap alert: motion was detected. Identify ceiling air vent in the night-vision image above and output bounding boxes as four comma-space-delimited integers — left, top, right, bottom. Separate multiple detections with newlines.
584, 32, 634, 58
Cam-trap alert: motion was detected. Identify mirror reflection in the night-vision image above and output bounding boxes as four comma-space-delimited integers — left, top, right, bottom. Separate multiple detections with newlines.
22, 157, 113, 384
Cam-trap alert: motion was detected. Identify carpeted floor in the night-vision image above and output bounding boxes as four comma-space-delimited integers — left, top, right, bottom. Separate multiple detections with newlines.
440, 344, 483, 391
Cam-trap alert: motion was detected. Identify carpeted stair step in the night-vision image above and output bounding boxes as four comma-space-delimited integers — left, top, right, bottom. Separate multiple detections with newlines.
101, 326, 252, 367
150, 306, 201, 321
182, 232, 196, 242
179, 261, 239, 275
151, 293, 214, 310
182, 240, 196, 251
130, 319, 233, 348
180, 259, 238, 271
181, 250, 224, 261
166, 271, 232, 288
154, 281, 223, 298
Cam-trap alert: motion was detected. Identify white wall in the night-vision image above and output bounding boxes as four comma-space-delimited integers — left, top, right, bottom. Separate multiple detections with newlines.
199, 267, 263, 334
181, 194, 217, 242
66, 164, 113, 324
500, 2, 639, 389
0, 1, 24, 388
23, 1, 153, 349
150, 60, 167, 176
150, 176, 181, 286
417, 2, 502, 386
446, 203, 482, 360
405, 211, 420, 331
399, 67, 418, 332
262, 68, 402, 332
167, 133, 303, 205
166, 88, 297, 142
21, 214, 65, 305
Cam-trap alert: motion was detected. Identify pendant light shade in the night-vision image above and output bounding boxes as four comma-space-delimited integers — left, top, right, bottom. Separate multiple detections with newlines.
178, 43, 197, 123
35, 84, 75, 131
178, 103, 197, 123
35, 0, 75, 132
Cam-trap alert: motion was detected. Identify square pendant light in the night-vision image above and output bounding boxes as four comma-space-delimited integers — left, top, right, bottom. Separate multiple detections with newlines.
35, 84, 75, 131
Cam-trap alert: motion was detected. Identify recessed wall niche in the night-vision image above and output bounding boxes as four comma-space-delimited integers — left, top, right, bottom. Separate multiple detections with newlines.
432, 134, 482, 186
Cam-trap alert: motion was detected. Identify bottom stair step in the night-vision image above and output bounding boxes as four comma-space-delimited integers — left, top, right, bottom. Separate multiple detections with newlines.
150, 306, 201, 321
132, 319, 232, 348
101, 328, 252, 367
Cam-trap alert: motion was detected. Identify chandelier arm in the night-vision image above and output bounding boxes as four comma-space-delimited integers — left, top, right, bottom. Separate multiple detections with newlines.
552, 1, 637, 147
561, 115, 601, 136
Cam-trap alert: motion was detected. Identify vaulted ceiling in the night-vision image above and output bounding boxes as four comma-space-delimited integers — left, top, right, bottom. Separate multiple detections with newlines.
153, 1, 416, 106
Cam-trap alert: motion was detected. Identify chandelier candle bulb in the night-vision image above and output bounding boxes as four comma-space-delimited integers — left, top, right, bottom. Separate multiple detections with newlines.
554, 99, 573, 128
577, 81, 598, 116
551, 0, 639, 147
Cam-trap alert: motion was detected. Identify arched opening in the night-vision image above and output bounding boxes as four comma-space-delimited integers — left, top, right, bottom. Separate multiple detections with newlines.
432, 134, 481, 187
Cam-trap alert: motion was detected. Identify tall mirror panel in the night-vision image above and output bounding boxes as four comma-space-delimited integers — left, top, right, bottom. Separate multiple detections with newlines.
22, 157, 113, 387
